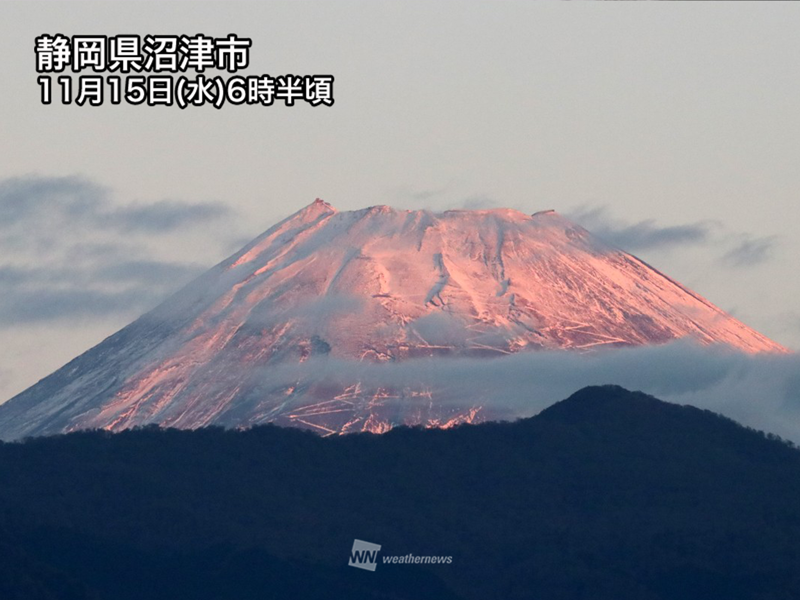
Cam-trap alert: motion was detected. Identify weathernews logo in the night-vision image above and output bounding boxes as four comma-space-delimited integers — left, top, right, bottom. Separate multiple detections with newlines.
348, 539, 453, 572
348, 539, 382, 571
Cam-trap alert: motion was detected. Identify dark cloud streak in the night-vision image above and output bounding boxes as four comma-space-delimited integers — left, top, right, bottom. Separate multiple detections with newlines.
0, 288, 163, 325
0, 175, 105, 226
0, 175, 232, 238
0, 260, 205, 326
568, 207, 712, 251
100, 200, 231, 234
721, 237, 777, 268
0, 174, 234, 327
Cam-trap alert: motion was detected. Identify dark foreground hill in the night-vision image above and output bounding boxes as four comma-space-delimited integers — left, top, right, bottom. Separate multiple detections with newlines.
2, 385, 800, 600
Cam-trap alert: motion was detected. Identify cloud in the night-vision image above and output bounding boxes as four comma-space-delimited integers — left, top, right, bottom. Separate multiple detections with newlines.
720, 236, 777, 268
0, 259, 206, 326
0, 175, 105, 226
457, 195, 500, 210
101, 200, 231, 233
244, 342, 800, 443
391, 184, 452, 204
0, 174, 234, 327
93, 260, 205, 285
408, 186, 449, 201
0, 175, 232, 240
0, 288, 162, 324
569, 206, 781, 276
0, 261, 203, 287
568, 207, 713, 251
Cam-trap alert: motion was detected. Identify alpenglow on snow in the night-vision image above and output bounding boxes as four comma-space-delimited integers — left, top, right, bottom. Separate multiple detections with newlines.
0, 200, 786, 440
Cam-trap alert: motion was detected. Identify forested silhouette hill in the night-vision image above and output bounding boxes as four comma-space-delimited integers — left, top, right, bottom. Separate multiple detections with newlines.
2, 385, 800, 600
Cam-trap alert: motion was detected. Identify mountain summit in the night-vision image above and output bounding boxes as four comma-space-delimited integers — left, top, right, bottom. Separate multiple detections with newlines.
0, 201, 785, 439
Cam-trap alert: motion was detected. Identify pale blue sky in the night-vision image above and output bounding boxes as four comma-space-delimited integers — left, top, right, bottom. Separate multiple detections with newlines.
1, 2, 798, 399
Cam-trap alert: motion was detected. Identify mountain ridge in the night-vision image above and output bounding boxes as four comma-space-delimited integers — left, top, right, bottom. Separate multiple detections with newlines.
0, 201, 786, 440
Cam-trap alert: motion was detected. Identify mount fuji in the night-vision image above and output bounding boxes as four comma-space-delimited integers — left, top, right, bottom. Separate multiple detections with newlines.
0, 200, 785, 439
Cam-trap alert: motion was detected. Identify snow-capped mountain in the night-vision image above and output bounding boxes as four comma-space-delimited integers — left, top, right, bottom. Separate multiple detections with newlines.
0, 200, 786, 439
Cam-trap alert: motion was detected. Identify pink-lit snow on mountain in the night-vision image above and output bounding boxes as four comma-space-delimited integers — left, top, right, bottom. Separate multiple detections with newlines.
0, 200, 786, 439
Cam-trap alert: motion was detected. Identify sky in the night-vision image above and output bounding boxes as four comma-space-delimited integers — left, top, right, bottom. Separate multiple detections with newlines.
0, 2, 799, 402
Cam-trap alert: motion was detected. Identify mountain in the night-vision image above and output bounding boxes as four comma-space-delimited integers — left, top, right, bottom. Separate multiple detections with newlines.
2, 386, 800, 600
0, 201, 786, 440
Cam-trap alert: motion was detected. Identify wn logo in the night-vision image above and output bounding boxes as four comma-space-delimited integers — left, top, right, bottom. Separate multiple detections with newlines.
348, 539, 382, 571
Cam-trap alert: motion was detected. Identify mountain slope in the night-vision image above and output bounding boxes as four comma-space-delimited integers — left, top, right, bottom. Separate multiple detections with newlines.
1, 386, 800, 600
0, 201, 785, 440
